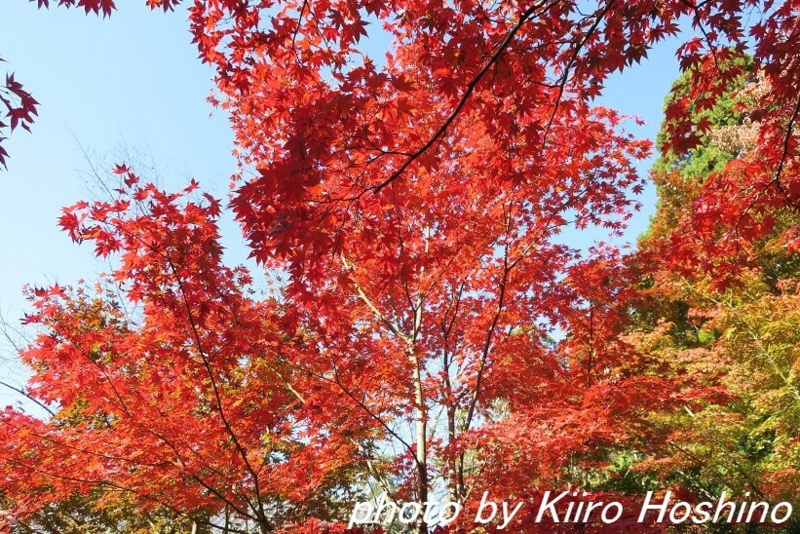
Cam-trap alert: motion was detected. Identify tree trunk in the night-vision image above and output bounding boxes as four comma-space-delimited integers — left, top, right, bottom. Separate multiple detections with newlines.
412, 351, 428, 534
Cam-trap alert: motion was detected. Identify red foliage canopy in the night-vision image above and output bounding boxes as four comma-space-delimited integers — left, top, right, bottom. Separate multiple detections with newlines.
2, 0, 799, 532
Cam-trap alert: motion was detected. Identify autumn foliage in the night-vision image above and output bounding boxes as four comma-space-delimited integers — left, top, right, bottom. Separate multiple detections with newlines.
2, 0, 800, 532
0, 68, 38, 170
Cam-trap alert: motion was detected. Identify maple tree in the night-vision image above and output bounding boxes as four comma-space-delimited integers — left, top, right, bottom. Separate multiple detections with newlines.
186, 0, 800, 529
2, 0, 800, 532
568, 67, 800, 531
610, 66, 800, 527
1, 168, 372, 532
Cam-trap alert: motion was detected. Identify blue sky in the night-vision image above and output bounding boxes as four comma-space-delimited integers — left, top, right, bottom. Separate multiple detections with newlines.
0, 1, 683, 407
